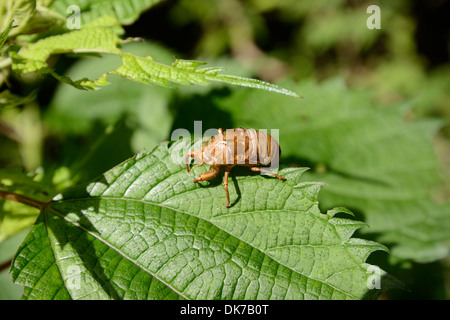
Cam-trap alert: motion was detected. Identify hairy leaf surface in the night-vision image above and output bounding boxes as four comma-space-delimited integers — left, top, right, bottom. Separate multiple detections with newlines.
10, 140, 391, 300
10, 14, 299, 96
212, 78, 450, 263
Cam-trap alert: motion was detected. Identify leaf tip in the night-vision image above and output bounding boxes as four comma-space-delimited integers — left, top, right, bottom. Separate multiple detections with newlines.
326, 207, 354, 218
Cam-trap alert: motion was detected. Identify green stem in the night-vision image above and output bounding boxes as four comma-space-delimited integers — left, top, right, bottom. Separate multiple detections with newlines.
0, 190, 46, 210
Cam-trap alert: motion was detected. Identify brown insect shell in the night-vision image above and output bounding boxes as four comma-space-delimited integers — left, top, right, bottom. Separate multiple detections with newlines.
198, 128, 281, 167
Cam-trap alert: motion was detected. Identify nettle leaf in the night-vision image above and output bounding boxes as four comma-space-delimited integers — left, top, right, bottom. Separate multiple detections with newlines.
11, 15, 122, 87
213, 78, 450, 263
49, 0, 164, 25
11, 13, 299, 96
10, 139, 393, 300
0, 0, 36, 37
112, 54, 300, 97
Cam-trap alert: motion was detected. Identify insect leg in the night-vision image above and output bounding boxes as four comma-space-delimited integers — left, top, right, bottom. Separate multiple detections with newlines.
193, 166, 220, 183
185, 153, 192, 172
249, 166, 287, 180
186, 151, 204, 173
223, 165, 235, 208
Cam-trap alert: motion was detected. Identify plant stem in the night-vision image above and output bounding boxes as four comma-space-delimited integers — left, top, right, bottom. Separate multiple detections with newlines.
0, 259, 12, 273
0, 190, 46, 210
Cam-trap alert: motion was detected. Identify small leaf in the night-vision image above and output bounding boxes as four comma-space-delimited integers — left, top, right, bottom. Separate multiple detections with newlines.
12, 15, 122, 75
0, 20, 14, 49
112, 54, 300, 97
11, 139, 393, 300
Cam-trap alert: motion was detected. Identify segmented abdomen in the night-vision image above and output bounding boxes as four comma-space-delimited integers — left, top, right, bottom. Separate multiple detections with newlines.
206, 128, 280, 166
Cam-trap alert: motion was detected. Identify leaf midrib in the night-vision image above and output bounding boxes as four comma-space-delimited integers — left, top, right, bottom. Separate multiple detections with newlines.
44, 204, 189, 300
47, 196, 363, 299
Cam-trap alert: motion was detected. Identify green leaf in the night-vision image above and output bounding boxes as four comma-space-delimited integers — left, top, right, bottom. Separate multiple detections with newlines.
49, 0, 164, 25
10, 139, 393, 300
11, 15, 122, 77
45, 42, 175, 152
11, 14, 299, 96
111, 54, 300, 97
0, 230, 28, 299
0, 166, 74, 241
0, 20, 14, 49
210, 78, 450, 263
0, 168, 46, 242
0, 90, 36, 108
0, 0, 36, 37
0, 201, 39, 243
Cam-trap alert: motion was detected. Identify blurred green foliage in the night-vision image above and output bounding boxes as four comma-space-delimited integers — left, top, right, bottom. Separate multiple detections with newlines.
1, 0, 449, 299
